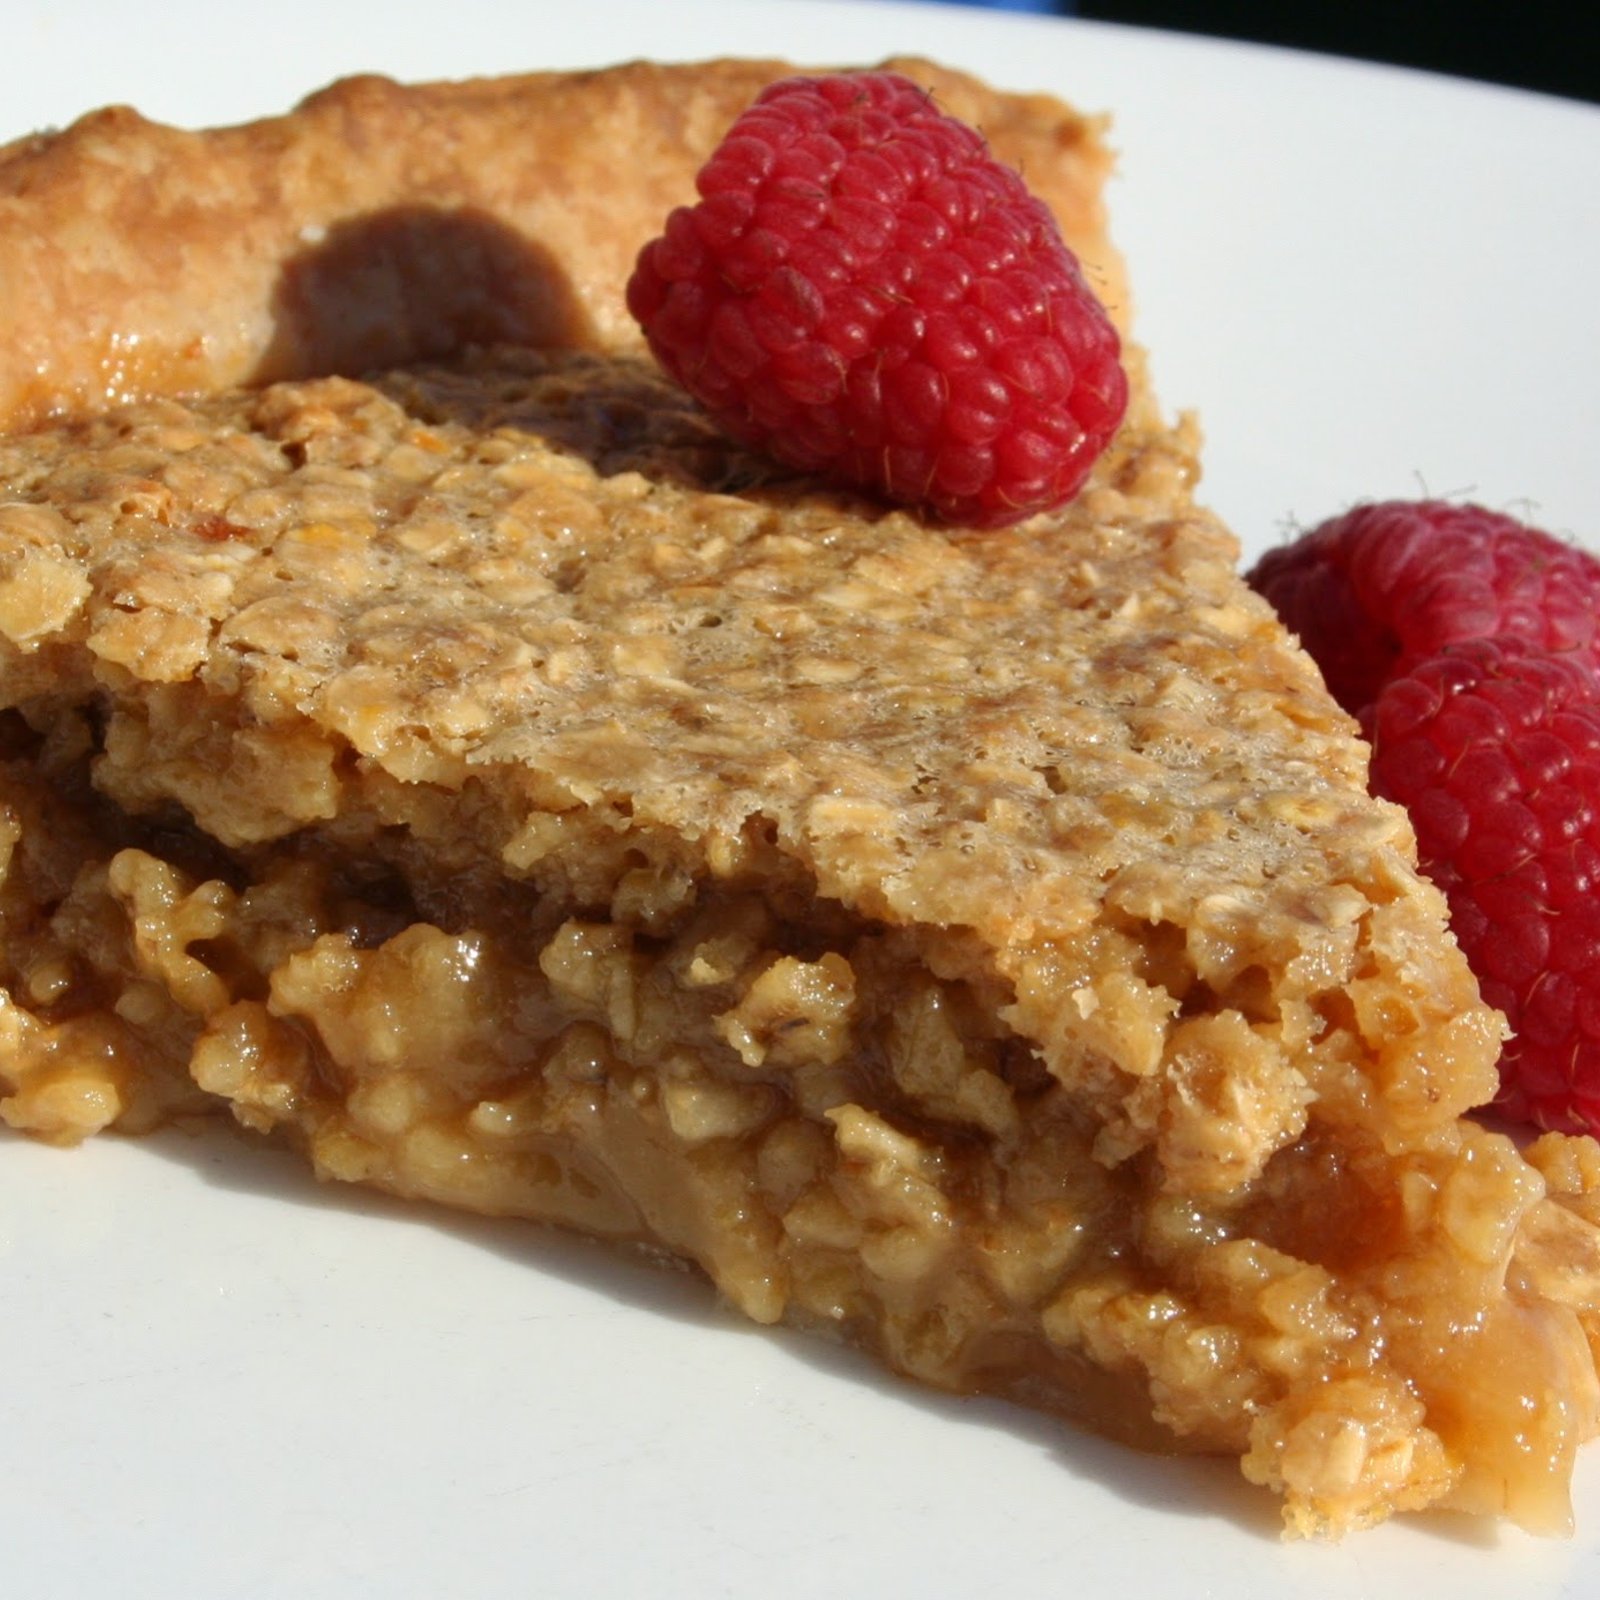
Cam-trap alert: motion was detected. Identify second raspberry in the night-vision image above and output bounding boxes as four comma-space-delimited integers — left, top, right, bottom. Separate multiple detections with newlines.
626, 72, 1129, 528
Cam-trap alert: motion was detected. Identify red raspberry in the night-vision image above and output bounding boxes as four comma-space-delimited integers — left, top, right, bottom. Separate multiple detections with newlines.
1247, 501, 1600, 717
1367, 638, 1600, 1134
626, 71, 1128, 528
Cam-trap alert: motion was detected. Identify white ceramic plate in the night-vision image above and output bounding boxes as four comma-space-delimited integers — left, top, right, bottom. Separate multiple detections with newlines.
3, 4, 1598, 1596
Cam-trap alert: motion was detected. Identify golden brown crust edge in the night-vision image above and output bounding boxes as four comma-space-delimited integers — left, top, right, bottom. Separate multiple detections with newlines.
0, 57, 1129, 435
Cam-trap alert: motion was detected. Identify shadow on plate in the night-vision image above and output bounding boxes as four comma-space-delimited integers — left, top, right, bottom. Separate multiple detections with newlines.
99, 1117, 1505, 1550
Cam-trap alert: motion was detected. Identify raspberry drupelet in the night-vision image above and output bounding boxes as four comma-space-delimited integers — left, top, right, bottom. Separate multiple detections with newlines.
1249, 499, 1600, 1135
1248, 500, 1600, 719
626, 71, 1128, 528
1367, 638, 1600, 1134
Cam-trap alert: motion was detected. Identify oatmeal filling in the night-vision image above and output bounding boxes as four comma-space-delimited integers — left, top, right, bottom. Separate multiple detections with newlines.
7, 712, 1599, 1528
4, 349, 1600, 1539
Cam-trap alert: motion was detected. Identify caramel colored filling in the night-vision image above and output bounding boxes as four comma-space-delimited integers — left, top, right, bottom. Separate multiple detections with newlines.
4, 704, 1600, 1538
5, 353, 1600, 1538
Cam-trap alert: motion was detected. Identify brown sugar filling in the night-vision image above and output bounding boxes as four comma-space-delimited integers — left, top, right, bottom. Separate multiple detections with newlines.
4, 349, 1600, 1540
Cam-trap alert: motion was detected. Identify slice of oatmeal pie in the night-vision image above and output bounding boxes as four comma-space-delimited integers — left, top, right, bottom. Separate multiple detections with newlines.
3, 59, 1600, 1539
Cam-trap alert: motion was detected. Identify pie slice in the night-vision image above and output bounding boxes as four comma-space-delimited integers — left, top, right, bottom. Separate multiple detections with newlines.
4, 58, 1600, 1540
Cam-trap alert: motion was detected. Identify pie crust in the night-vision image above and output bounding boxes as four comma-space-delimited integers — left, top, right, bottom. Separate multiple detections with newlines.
0, 58, 1128, 436
3, 58, 1600, 1540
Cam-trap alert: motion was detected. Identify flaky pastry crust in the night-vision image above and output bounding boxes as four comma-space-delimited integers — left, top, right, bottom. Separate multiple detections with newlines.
0, 57, 1127, 434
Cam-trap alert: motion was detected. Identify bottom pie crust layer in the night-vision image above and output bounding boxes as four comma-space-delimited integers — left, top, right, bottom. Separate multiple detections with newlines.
4, 349, 1600, 1538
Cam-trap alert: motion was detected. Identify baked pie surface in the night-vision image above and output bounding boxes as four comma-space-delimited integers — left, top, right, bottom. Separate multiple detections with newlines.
3, 59, 1600, 1540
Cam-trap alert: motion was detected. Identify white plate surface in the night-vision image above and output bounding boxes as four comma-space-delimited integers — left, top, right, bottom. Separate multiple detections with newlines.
3, 3, 1599, 1596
